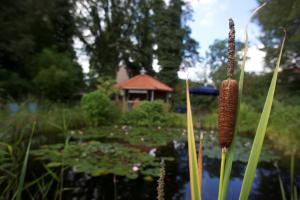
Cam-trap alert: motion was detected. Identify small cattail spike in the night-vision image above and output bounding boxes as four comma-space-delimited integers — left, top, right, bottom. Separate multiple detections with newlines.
227, 18, 235, 78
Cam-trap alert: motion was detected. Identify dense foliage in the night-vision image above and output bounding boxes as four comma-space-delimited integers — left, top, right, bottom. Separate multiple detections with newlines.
0, 0, 77, 99
256, 0, 300, 68
32, 49, 83, 100
0, 0, 198, 99
123, 100, 168, 126
81, 91, 120, 125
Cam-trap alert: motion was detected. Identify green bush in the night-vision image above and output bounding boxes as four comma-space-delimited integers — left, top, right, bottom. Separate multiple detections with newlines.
238, 102, 260, 133
81, 91, 120, 125
123, 100, 171, 126
32, 48, 83, 100
268, 101, 300, 149
201, 111, 218, 130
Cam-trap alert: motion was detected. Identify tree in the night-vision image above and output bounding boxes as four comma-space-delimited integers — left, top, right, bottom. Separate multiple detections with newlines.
32, 49, 83, 100
76, 0, 198, 82
256, 0, 300, 68
154, 0, 199, 87
206, 39, 244, 85
0, 0, 78, 98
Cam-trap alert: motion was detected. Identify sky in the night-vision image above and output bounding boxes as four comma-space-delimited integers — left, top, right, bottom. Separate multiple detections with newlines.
176, 0, 266, 80
77, 0, 267, 81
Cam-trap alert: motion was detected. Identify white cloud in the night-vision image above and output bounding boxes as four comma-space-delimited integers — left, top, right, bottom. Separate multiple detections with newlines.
74, 37, 90, 73
152, 58, 161, 72
245, 45, 266, 73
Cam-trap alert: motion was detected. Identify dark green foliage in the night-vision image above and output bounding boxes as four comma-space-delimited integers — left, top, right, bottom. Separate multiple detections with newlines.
256, 0, 300, 68
81, 91, 120, 125
0, 0, 77, 98
32, 49, 83, 100
155, 0, 199, 87
76, 0, 198, 82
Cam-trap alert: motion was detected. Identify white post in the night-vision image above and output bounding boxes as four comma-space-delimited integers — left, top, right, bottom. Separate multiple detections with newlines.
151, 90, 154, 101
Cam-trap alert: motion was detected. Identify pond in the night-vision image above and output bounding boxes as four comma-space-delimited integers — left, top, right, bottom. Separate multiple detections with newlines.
31, 127, 299, 200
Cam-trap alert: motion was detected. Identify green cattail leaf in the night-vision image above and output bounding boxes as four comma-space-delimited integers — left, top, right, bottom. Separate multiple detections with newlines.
186, 79, 201, 200
239, 31, 286, 200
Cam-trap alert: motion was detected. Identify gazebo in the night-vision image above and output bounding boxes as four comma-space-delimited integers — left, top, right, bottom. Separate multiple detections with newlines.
115, 68, 173, 110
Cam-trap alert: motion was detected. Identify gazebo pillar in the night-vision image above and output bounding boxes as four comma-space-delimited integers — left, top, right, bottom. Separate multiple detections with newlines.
151, 90, 154, 101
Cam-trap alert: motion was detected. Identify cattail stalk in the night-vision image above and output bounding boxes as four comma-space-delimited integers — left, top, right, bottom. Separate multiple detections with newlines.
218, 148, 227, 200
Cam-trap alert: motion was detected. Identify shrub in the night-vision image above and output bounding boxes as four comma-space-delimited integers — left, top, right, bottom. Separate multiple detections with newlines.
123, 100, 170, 126
81, 91, 120, 125
201, 111, 218, 130
32, 48, 83, 100
238, 102, 260, 133
268, 101, 300, 149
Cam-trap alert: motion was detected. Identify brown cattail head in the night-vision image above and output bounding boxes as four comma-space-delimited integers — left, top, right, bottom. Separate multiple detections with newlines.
218, 79, 238, 147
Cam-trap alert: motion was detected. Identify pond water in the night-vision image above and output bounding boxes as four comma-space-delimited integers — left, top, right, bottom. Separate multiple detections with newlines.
51, 129, 299, 200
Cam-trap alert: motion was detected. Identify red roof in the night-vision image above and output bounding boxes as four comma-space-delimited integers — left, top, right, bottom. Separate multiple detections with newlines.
116, 74, 173, 92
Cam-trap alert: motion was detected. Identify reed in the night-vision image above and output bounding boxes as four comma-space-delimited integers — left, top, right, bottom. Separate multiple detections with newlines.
239, 28, 286, 200
197, 130, 203, 195
15, 121, 36, 200
157, 160, 165, 200
217, 18, 238, 200
220, 3, 267, 199
185, 78, 201, 200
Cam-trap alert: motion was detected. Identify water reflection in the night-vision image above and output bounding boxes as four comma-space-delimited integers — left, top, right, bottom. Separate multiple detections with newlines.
62, 140, 298, 200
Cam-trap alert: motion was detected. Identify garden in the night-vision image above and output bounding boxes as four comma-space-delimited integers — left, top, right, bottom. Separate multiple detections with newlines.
0, 0, 299, 199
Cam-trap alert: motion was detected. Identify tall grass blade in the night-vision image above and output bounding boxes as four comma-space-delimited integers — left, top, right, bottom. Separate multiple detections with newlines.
290, 148, 295, 200
275, 163, 287, 200
16, 121, 36, 200
239, 30, 286, 200
221, 3, 266, 199
186, 79, 201, 200
293, 185, 297, 200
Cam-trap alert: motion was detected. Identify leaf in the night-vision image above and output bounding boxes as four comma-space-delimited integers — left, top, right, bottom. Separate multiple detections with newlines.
186, 79, 201, 200
239, 30, 286, 200
16, 122, 36, 200
278, 173, 287, 200
46, 162, 62, 168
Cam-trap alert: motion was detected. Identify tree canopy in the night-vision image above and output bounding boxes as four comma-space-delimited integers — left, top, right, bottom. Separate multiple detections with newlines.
0, 0, 199, 99
256, 0, 300, 68
206, 39, 244, 85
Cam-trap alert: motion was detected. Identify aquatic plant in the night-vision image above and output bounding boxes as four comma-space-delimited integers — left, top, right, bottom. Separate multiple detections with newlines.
16, 122, 36, 200
32, 141, 169, 179
238, 27, 286, 200
157, 160, 165, 200
185, 78, 201, 200
217, 18, 238, 149
220, 4, 267, 200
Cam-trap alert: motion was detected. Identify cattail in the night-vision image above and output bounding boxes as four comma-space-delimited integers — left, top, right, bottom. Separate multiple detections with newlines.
218, 18, 238, 148
157, 159, 165, 200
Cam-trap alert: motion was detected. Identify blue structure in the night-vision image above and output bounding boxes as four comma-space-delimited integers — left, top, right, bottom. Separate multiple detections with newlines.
189, 85, 219, 96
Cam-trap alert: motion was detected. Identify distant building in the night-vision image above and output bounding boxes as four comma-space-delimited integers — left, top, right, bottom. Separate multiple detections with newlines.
115, 67, 173, 110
